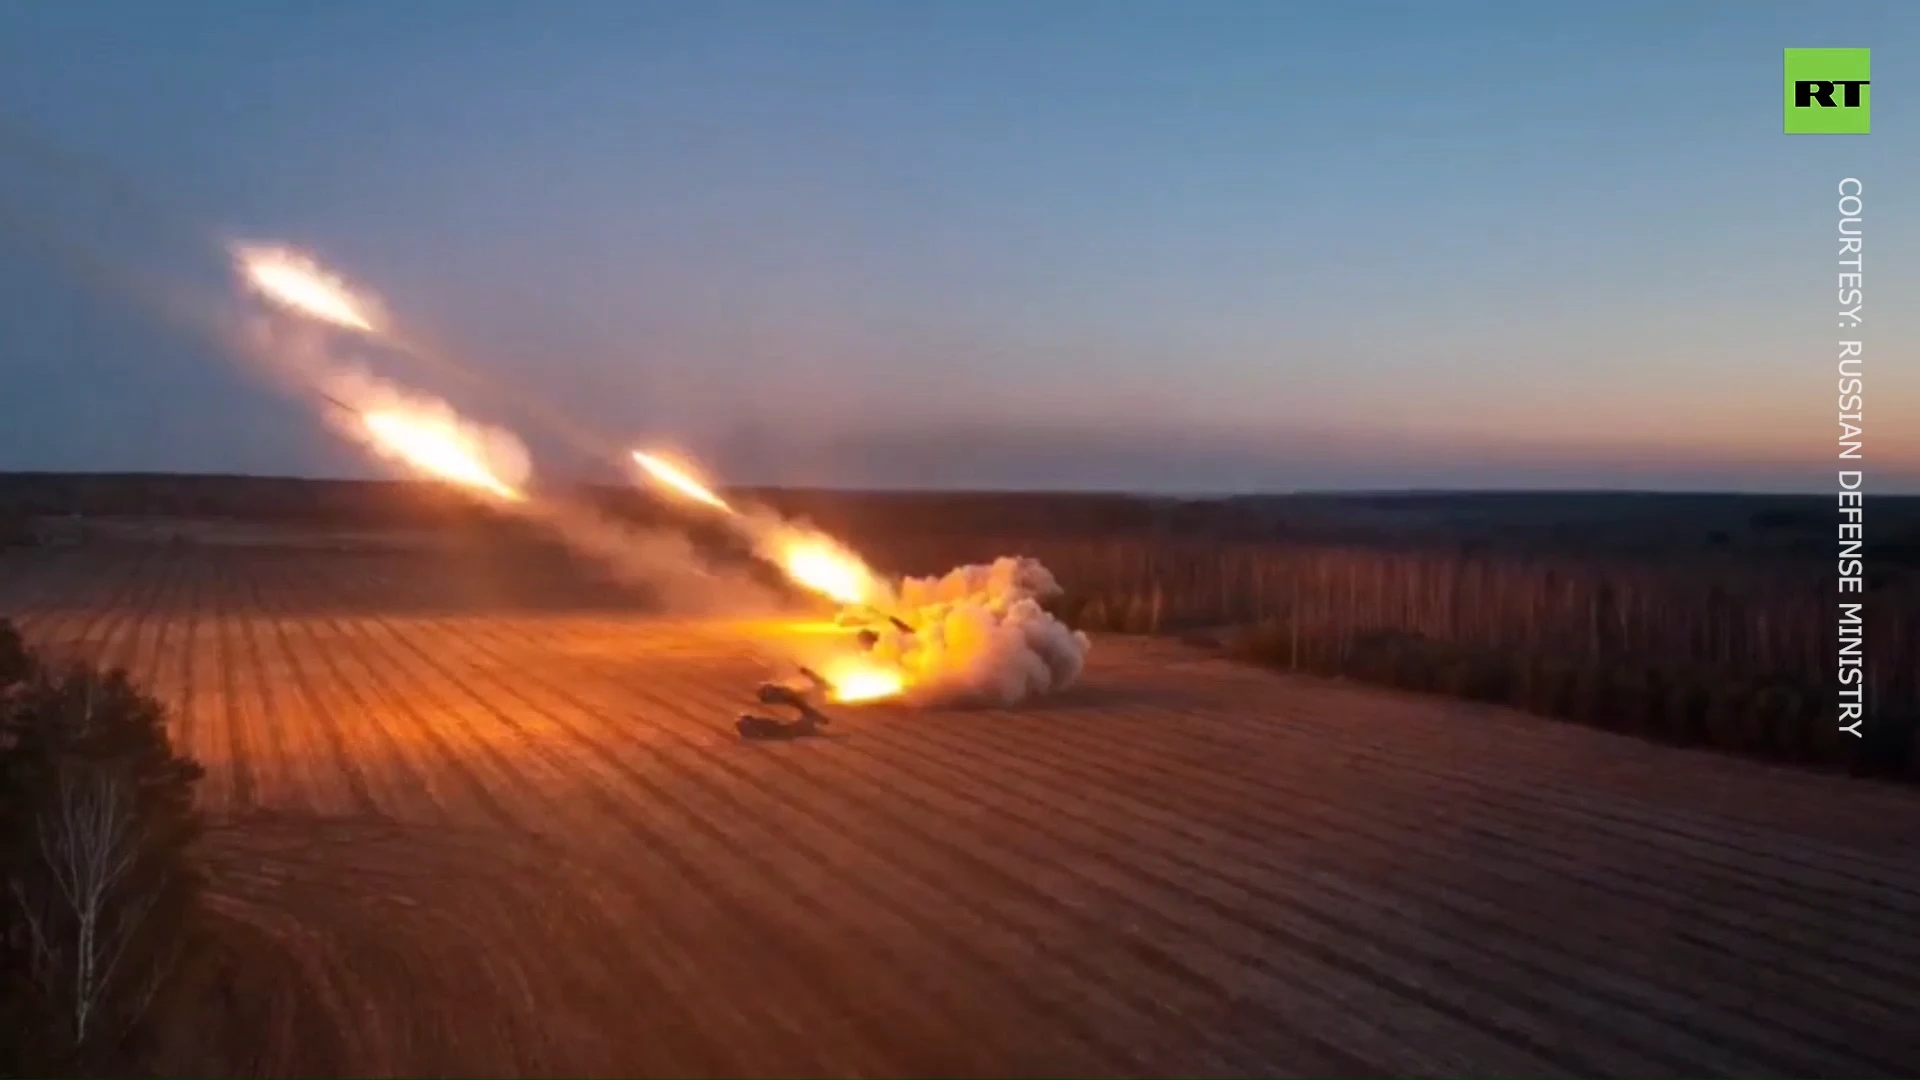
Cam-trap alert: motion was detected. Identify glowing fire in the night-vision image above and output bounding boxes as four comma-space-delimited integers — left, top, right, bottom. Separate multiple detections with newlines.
626, 446, 910, 700
816, 656, 906, 703
628, 447, 887, 607
233, 243, 380, 333
771, 533, 881, 607
631, 451, 732, 512
360, 408, 523, 501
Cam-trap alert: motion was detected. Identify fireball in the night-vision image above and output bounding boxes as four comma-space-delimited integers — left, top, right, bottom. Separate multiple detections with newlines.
233, 242, 381, 333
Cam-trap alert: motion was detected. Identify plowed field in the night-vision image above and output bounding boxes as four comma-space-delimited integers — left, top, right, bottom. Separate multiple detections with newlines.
4, 541, 1917, 1077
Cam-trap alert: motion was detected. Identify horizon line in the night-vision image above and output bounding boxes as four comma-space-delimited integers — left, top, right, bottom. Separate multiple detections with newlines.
0, 468, 1903, 501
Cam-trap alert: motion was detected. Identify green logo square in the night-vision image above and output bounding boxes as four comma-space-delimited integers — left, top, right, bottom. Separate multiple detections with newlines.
1785, 48, 1870, 134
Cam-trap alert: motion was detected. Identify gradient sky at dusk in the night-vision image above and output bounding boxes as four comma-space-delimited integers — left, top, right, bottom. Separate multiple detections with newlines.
0, 1, 1914, 492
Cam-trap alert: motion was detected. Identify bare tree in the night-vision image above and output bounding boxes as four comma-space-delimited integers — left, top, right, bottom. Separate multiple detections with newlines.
11, 756, 175, 1049
0, 641, 203, 1074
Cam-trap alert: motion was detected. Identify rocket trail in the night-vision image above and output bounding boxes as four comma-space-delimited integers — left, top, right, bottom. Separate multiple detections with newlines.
227, 239, 626, 463
0, 117, 606, 462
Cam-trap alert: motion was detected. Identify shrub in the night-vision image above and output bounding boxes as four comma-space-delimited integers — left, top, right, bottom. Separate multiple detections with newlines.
0, 619, 205, 1076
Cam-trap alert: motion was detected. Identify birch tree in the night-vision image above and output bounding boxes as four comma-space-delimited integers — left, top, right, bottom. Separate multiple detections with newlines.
1, 638, 203, 1073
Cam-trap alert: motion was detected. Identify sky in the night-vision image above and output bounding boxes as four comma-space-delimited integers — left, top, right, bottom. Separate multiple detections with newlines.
0, 0, 1914, 493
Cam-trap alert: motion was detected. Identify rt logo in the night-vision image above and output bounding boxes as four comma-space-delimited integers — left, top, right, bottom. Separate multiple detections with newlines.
1785, 48, 1870, 134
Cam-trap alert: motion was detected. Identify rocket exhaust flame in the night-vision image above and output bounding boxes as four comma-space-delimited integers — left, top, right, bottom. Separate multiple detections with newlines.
226, 244, 528, 505
232, 242, 382, 333
629, 447, 1090, 708
631, 446, 890, 611
631, 451, 733, 512
768, 532, 884, 608
359, 408, 524, 501
318, 370, 530, 503
227, 235, 1087, 707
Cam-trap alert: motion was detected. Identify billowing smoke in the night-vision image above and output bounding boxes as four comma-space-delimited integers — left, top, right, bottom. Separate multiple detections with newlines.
836, 556, 1091, 708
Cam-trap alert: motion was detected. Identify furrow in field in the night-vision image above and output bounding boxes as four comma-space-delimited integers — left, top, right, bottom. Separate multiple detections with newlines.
416, 613, 1079, 1077
644, 655, 1572, 1080
26, 547, 135, 666
340, 615, 884, 1076
282, 606, 465, 827
340, 612, 585, 836
238, 570, 323, 815
915, 677, 1915, 1071
1097, 651, 1920, 882
459, 616, 1375, 1076
118, 546, 174, 695
1229, 675, 1920, 895
863, 697, 1866, 1078
214, 569, 313, 815
313, 613, 536, 832
412, 614, 1198, 1076
1035, 665, 1920, 943
243, 566, 370, 818
1079, 688, 1920, 986
261, 613, 379, 818
1176, 659, 1920, 857
95, 550, 176, 686
213, 608, 256, 816
173, 570, 204, 772
1010, 674, 1920, 979
268, 609, 434, 825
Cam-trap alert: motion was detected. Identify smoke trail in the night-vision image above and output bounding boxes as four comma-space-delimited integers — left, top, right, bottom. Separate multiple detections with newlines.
2, 123, 867, 623
522, 500, 784, 615
234, 315, 778, 614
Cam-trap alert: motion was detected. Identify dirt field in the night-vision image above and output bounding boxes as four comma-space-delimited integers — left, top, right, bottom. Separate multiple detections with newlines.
3, 539, 1918, 1078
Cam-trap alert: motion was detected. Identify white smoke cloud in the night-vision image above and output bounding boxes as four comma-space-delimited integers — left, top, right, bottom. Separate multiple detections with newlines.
837, 556, 1091, 708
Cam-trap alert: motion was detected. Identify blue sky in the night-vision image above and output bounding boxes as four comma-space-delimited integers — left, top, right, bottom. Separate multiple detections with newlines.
0, 0, 1913, 492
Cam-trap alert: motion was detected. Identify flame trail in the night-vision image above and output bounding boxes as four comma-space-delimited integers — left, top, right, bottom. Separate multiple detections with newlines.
317, 370, 529, 502
631, 451, 734, 512
628, 448, 1090, 707
764, 530, 885, 608
232, 242, 382, 333
630, 446, 889, 608
358, 409, 523, 501
231, 238, 633, 468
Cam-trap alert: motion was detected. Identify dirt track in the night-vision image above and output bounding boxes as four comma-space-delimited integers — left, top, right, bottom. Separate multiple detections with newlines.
4, 543, 1919, 1077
